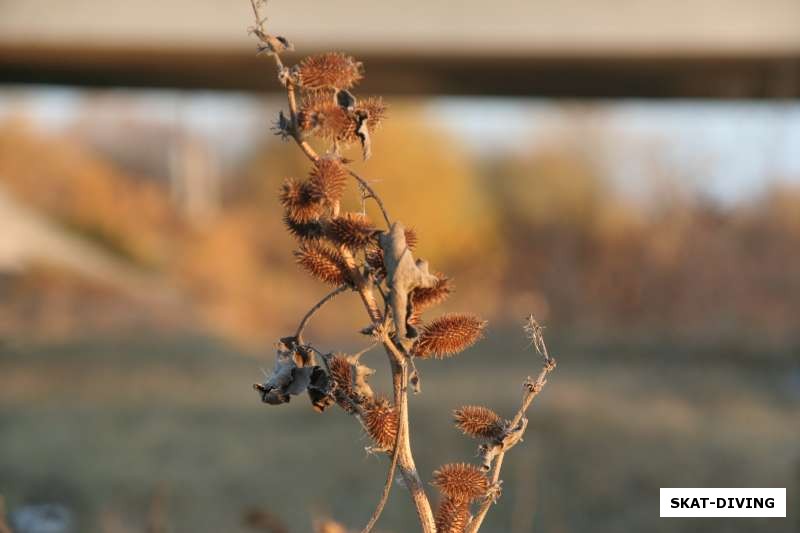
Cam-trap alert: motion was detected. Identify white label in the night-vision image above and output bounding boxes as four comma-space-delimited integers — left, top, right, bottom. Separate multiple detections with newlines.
660, 488, 786, 517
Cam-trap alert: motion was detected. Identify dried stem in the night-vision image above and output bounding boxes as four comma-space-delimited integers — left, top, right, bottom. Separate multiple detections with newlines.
465, 316, 557, 533
295, 284, 347, 343
350, 170, 391, 227
248, 4, 434, 531
360, 357, 404, 533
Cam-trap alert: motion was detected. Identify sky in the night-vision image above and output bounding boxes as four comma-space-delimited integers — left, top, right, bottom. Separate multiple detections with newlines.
1, 86, 799, 205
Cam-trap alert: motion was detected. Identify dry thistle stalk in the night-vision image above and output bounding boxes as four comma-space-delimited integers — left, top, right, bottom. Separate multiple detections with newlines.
246, 2, 556, 532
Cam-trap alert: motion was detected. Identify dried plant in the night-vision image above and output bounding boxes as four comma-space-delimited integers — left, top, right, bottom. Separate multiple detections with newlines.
453, 406, 505, 440
247, 2, 557, 531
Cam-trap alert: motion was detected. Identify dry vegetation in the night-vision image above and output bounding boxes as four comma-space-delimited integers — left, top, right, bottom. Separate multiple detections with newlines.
244, 2, 558, 531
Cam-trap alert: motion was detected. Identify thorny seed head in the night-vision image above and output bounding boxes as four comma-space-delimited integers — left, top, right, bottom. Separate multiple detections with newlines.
435, 497, 471, 533
297, 93, 387, 151
363, 397, 399, 451
410, 275, 453, 314
412, 313, 487, 359
453, 405, 505, 440
326, 212, 376, 250
280, 178, 324, 223
358, 96, 387, 131
294, 242, 350, 286
283, 214, 325, 241
328, 354, 354, 397
432, 463, 490, 502
308, 158, 349, 205
295, 52, 364, 91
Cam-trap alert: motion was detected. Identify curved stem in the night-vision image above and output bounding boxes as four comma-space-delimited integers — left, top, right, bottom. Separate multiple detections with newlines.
294, 285, 348, 344
360, 361, 405, 533
350, 170, 391, 227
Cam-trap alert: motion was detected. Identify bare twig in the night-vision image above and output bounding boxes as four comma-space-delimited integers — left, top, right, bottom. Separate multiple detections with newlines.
350, 170, 391, 227
360, 357, 405, 533
295, 285, 348, 343
465, 315, 557, 533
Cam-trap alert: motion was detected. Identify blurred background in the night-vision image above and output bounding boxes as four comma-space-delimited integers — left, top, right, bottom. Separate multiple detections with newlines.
1, 1, 799, 532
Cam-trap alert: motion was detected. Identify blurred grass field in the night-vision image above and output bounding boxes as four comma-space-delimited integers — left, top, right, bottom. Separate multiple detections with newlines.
2, 330, 797, 533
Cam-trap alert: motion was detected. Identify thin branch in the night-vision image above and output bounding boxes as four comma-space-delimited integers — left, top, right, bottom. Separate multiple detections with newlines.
350, 170, 391, 227
465, 315, 557, 533
360, 359, 405, 533
294, 285, 348, 343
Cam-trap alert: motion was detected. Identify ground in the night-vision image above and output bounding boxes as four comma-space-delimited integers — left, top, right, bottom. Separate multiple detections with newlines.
1, 331, 798, 532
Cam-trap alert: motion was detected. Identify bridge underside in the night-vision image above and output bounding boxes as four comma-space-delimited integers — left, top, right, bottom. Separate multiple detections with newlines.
2, 44, 799, 99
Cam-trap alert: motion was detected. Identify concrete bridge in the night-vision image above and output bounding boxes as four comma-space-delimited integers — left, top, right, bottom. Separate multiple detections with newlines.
1, 0, 799, 98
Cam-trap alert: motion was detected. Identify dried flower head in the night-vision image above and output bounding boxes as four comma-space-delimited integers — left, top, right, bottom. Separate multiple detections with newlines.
432, 463, 490, 502
328, 354, 354, 396
296, 52, 363, 91
327, 212, 376, 250
453, 405, 504, 440
358, 96, 387, 131
283, 215, 325, 241
411, 275, 453, 314
297, 93, 386, 150
435, 497, 470, 533
308, 158, 349, 205
294, 242, 350, 286
363, 398, 399, 451
280, 178, 324, 223
413, 313, 487, 359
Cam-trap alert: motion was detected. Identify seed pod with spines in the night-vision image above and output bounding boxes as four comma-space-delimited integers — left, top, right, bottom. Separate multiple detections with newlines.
308, 158, 349, 205
413, 313, 487, 359
300, 104, 352, 143
435, 497, 471, 533
327, 212, 376, 250
328, 354, 354, 397
294, 242, 350, 286
432, 463, 490, 502
283, 214, 325, 241
411, 274, 453, 314
363, 397, 398, 451
358, 96, 387, 131
298, 94, 387, 147
453, 405, 505, 439
280, 178, 324, 223
296, 52, 363, 91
